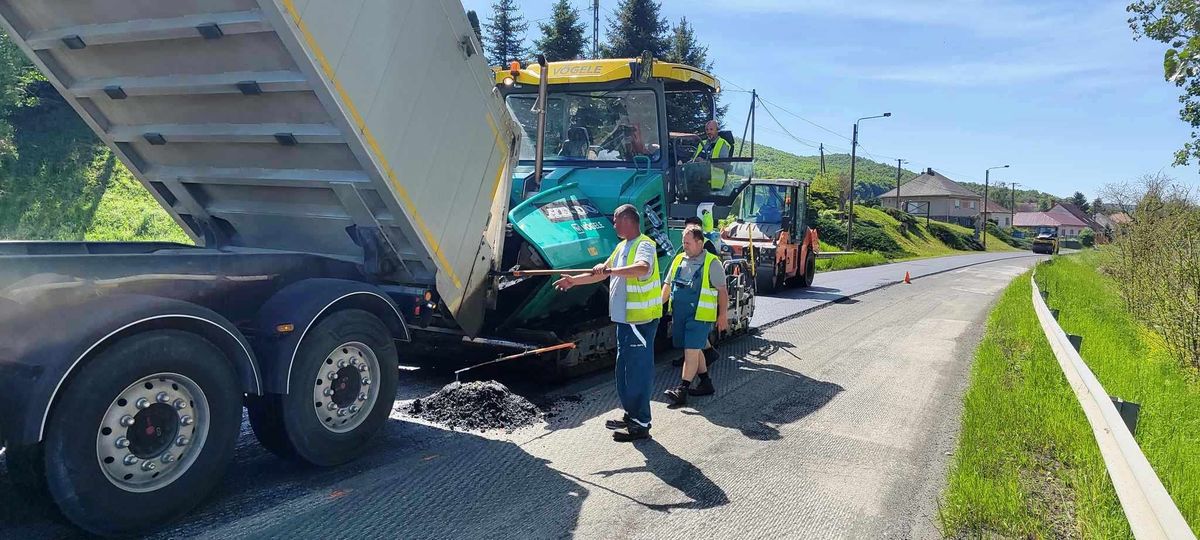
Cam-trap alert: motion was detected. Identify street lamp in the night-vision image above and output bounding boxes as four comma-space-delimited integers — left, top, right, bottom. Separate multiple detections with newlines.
983, 165, 1009, 248
894, 158, 907, 211
846, 112, 892, 251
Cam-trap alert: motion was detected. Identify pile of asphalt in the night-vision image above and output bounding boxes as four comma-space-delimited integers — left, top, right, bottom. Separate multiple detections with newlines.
407, 381, 541, 432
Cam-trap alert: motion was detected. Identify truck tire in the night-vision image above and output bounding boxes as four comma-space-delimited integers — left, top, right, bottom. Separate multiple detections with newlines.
247, 310, 398, 467
41, 330, 242, 537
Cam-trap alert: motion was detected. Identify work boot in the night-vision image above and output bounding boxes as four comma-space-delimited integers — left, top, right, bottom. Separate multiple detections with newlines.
605, 414, 630, 430
689, 377, 715, 396
612, 423, 650, 442
664, 383, 689, 406
702, 347, 719, 365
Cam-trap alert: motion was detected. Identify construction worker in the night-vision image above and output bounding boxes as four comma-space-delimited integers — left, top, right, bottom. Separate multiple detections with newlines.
690, 120, 731, 190
673, 217, 723, 369
553, 204, 661, 442
661, 227, 729, 406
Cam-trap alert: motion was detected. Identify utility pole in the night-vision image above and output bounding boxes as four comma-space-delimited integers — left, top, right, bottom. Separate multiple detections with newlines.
592, 0, 600, 58
1010, 182, 1020, 229
894, 158, 906, 210
846, 113, 891, 251
983, 165, 1010, 249
819, 144, 826, 174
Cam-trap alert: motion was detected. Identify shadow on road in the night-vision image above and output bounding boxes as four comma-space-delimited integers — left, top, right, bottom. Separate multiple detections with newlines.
581, 438, 729, 512
682, 334, 844, 441
0, 418, 588, 539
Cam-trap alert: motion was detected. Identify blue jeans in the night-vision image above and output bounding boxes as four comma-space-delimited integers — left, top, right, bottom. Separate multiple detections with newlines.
615, 321, 658, 428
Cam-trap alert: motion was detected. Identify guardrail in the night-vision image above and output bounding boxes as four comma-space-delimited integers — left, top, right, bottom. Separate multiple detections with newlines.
1030, 273, 1195, 539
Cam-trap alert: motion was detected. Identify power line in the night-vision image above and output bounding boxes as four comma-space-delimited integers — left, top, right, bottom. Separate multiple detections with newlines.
756, 97, 824, 150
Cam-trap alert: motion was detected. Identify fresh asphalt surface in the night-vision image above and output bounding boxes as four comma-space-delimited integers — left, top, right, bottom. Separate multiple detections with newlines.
0, 251, 1042, 539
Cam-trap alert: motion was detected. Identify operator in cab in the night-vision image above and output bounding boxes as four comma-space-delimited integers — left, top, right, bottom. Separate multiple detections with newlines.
690, 120, 731, 189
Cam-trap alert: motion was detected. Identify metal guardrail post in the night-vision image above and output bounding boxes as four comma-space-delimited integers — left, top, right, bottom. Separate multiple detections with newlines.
1030, 274, 1194, 539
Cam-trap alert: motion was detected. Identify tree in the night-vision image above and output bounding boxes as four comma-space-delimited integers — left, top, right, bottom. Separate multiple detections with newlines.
1128, 1, 1200, 167
1079, 227, 1096, 247
484, 0, 529, 66
602, 0, 669, 59
534, 0, 587, 61
1092, 197, 1104, 215
663, 17, 726, 132
1068, 191, 1091, 213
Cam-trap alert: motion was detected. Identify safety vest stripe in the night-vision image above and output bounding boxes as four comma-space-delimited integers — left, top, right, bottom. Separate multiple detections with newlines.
627, 281, 659, 293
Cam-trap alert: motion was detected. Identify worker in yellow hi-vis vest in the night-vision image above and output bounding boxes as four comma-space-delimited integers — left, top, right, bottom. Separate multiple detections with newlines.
690, 120, 731, 190
554, 204, 661, 442
661, 227, 729, 406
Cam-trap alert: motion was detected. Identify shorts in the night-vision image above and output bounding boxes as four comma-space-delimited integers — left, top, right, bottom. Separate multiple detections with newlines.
672, 311, 713, 350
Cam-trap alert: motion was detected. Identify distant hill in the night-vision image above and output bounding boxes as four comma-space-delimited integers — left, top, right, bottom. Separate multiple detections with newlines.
746, 140, 1062, 207
747, 141, 918, 199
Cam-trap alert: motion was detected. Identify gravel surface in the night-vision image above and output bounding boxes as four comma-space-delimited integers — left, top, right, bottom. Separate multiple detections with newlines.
406, 381, 541, 432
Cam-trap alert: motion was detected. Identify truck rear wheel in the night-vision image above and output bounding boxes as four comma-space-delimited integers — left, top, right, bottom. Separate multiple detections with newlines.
247, 310, 397, 467
41, 330, 242, 537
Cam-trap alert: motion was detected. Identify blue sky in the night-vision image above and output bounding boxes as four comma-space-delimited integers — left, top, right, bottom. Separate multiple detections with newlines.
462, 0, 1200, 199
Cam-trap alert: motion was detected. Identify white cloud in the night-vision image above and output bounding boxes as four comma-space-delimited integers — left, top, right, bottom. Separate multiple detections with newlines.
693, 0, 1074, 37
859, 60, 1103, 86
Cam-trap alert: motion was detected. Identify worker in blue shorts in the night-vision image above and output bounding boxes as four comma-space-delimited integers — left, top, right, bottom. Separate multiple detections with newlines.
661, 227, 729, 406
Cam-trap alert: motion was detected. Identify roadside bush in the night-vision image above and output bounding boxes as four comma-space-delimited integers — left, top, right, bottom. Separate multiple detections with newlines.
986, 222, 1023, 248
882, 206, 917, 228
1079, 228, 1095, 247
1102, 174, 1200, 369
926, 222, 983, 251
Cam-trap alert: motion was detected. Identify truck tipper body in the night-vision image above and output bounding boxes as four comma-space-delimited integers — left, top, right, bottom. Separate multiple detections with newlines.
0, 0, 520, 335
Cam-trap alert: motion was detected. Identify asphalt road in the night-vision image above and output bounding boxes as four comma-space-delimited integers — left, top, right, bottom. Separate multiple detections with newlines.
0, 252, 1041, 539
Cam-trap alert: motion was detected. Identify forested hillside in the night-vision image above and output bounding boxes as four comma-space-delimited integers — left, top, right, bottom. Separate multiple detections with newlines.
0, 35, 186, 242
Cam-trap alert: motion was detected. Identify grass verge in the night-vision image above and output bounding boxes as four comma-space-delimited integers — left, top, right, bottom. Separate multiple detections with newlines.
940, 251, 1199, 537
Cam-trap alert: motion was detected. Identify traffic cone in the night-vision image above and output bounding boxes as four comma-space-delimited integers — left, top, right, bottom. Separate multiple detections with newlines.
903, 271, 911, 284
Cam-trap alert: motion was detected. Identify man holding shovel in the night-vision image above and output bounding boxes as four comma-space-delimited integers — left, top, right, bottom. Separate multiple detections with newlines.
553, 204, 661, 442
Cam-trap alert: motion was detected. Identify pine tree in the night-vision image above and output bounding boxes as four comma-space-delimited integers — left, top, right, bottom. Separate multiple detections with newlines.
484, 0, 529, 66
534, 0, 587, 61
602, 0, 669, 59
664, 17, 726, 133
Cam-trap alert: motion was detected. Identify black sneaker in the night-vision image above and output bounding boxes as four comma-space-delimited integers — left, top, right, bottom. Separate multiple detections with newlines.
689, 378, 715, 396
703, 347, 719, 365
664, 385, 688, 406
605, 415, 630, 430
612, 423, 650, 442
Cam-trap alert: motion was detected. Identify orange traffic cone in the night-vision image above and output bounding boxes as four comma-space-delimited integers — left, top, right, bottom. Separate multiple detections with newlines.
903, 271, 911, 284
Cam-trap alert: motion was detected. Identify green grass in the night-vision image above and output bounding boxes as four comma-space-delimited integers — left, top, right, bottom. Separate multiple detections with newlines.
941, 251, 1200, 538
84, 162, 189, 243
815, 251, 887, 271
0, 86, 188, 243
853, 205, 1016, 257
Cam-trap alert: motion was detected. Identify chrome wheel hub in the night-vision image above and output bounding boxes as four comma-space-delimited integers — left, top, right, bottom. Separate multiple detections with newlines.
312, 342, 379, 433
96, 373, 208, 493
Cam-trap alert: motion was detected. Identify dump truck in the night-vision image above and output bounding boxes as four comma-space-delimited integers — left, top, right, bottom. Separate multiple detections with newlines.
0, 1, 757, 536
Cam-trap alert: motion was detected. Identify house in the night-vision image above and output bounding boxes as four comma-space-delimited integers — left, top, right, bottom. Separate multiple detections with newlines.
1013, 204, 1089, 238
982, 199, 1012, 228
878, 168, 982, 227
1016, 202, 1041, 213
1056, 203, 1103, 234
